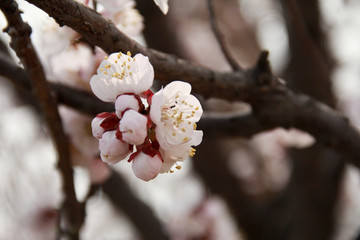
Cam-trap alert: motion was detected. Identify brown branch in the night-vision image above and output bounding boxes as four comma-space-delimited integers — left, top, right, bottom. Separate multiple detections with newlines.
206, 0, 241, 71
0, 1, 83, 239
18, 0, 360, 170
0, 52, 114, 114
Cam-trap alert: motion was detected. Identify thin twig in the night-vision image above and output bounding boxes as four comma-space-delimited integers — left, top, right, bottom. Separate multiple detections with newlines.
206, 0, 241, 71
0, 1, 83, 239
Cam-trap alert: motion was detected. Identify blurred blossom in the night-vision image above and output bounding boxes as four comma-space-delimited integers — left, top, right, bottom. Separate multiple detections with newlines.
333, 166, 360, 240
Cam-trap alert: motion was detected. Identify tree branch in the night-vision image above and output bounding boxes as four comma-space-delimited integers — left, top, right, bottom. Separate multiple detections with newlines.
0, 52, 113, 114
0, 1, 83, 239
206, 0, 241, 71
19, 0, 360, 170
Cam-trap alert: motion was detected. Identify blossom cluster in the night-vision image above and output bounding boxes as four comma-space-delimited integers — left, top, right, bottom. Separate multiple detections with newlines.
90, 51, 203, 181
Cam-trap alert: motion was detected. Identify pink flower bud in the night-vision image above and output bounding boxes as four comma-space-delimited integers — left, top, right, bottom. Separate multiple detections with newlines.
115, 94, 141, 118
91, 112, 119, 139
119, 110, 148, 145
131, 152, 162, 181
99, 130, 131, 164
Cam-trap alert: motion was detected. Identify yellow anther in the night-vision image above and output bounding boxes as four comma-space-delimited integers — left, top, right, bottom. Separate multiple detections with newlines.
183, 137, 189, 142
105, 64, 111, 69
104, 71, 108, 74
182, 128, 186, 132
99, 68, 104, 71
193, 123, 197, 130
170, 170, 174, 173
127, 51, 131, 56
175, 165, 181, 170
188, 121, 191, 125
104, 56, 108, 59
195, 107, 199, 110
127, 65, 130, 69
172, 132, 176, 136
189, 105, 193, 107
129, 72, 133, 75
128, 57, 131, 62
115, 60, 118, 63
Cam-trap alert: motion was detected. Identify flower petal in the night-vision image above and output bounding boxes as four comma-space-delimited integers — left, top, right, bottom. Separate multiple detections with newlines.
153, 0, 169, 14
99, 130, 131, 162
115, 94, 140, 118
132, 152, 162, 181
119, 110, 148, 145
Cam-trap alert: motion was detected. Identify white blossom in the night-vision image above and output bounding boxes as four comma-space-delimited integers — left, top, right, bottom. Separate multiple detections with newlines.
99, 130, 131, 164
90, 52, 154, 102
119, 110, 148, 145
150, 81, 203, 168
153, 0, 169, 14
131, 152, 163, 181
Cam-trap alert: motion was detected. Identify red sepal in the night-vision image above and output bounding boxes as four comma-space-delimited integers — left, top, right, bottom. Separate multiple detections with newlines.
100, 113, 119, 132
128, 151, 140, 162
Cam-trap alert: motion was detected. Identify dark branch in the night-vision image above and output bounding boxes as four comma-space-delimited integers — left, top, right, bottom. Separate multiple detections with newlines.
0, 1, 83, 239
206, 0, 241, 71
20, 0, 360, 170
0, 52, 113, 114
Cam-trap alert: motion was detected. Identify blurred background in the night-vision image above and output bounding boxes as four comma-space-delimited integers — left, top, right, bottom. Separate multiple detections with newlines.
1, 0, 360, 239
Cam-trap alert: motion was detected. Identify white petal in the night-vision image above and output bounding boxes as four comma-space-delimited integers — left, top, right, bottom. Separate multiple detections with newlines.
160, 158, 177, 173
115, 94, 140, 118
99, 130, 131, 162
91, 116, 105, 139
132, 152, 162, 181
119, 110, 148, 145
149, 88, 164, 125
190, 130, 203, 146
163, 80, 191, 97
153, 0, 169, 14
